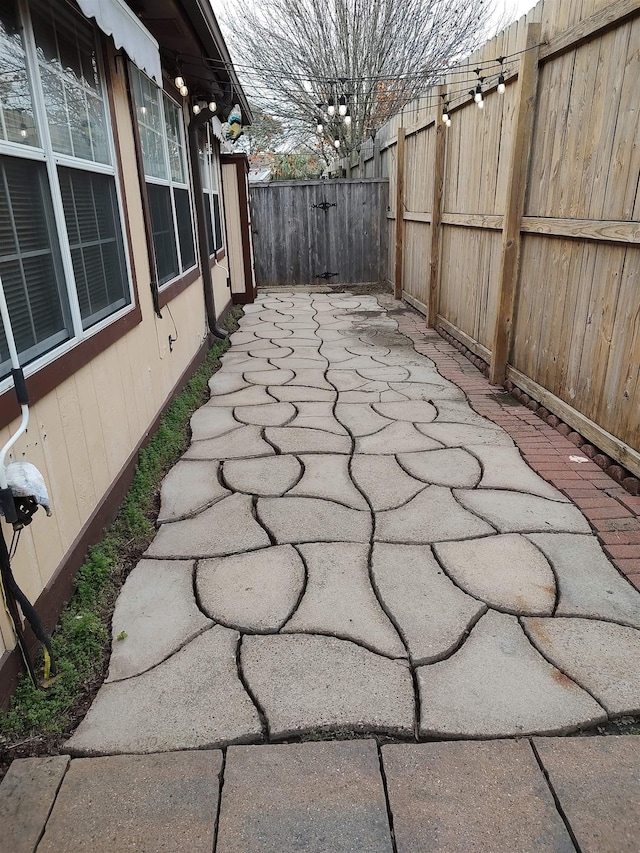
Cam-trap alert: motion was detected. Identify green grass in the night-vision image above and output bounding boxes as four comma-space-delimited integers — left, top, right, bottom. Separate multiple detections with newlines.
0, 310, 240, 741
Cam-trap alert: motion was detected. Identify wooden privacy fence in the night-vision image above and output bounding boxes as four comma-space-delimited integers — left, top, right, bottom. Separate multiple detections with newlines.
334, 0, 640, 477
250, 178, 388, 288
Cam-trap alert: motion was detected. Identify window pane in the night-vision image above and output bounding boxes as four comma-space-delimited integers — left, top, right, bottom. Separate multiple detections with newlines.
164, 96, 186, 184
58, 167, 130, 329
0, 155, 70, 376
147, 184, 178, 285
203, 193, 214, 256
131, 68, 167, 180
31, 0, 110, 164
174, 188, 195, 271
0, 2, 38, 147
212, 193, 223, 252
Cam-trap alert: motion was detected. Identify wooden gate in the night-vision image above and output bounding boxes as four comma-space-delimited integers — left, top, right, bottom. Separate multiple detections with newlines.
249, 178, 388, 287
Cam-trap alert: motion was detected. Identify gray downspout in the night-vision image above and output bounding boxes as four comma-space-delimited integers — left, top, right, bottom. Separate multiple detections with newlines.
188, 109, 228, 339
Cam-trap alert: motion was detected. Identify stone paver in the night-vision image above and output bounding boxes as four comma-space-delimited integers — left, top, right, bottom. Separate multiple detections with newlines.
157, 460, 228, 522
526, 533, 640, 627
107, 559, 212, 681
351, 454, 424, 510
257, 496, 371, 543
37, 752, 222, 853
469, 444, 568, 501
67, 627, 261, 754
376, 486, 494, 543
397, 447, 481, 488
197, 545, 305, 631
0, 756, 70, 853
417, 610, 606, 737
241, 634, 414, 738
62, 291, 640, 756
289, 454, 368, 508
434, 534, 556, 615
382, 740, 574, 853
283, 542, 405, 657
222, 454, 302, 496
217, 741, 393, 853
456, 488, 591, 533
524, 617, 640, 714
533, 736, 640, 853
372, 543, 486, 664
147, 493, 270, 558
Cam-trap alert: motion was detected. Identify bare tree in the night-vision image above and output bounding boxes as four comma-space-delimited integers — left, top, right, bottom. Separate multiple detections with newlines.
221, 0, 503, 157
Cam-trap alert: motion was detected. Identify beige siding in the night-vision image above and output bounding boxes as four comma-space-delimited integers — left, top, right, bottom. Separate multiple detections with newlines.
222, 162, 247, 297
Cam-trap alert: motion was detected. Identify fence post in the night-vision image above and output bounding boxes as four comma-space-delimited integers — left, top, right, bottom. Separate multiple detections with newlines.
489, 23, 541, 384
373, 135, 381, 177
394, 126, 406, 300
428, 84, 447, 327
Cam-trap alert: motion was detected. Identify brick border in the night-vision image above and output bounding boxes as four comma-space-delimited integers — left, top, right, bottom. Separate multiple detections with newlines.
392, 306, 640, 593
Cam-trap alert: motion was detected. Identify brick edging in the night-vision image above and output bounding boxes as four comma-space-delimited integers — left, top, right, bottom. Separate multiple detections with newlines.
392, 307, 640, 592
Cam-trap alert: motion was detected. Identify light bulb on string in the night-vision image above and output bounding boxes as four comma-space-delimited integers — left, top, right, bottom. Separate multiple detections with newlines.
193, 103, 201, 115
19, 121, 27, 138
208, 101, 217, 113
174, 75, 185, 89
334, 138, 340, 148
343, 108, 351, 126
445, 118, 452, 127
496, 56, 506, 94
338, 94, 347, 116
477, 99, 484, 110
327, 93, 335, 117
316, 117, 324, 133
180, 85, 188, 97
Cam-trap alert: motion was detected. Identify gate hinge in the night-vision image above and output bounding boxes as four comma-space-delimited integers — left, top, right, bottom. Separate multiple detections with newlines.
316, 271, 339, 280
312, 200, 337, 211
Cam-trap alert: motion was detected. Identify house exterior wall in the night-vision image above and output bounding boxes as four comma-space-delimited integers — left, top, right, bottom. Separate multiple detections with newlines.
0, 34, 231, 662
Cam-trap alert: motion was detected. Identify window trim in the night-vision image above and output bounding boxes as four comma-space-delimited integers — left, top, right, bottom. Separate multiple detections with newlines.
0, 33, 141, 429
0, 0, 137, 393
130, 66, 198, 290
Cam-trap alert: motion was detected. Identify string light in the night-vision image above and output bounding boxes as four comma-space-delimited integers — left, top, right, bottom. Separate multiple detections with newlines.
497, 56, 506, 94
174, 75, 185, 89
179, 84, 188, 97
19, 120, 27, 138
338, 94, 347, 116
192, 103, 201, 115
316, 117, 324, 132
208, 100, 217, 113
344, 108, 352, 126
327, 92, 336, 117
334, 138, 340, 148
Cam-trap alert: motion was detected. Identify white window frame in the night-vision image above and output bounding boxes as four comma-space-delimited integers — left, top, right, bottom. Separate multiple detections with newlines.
0, 0, 135, 392
130, 65, 197, 288
199, 124, 225, 257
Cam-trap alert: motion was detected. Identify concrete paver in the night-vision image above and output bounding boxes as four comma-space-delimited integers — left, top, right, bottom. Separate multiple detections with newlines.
0, 756, 69, 853
434, 534, 556, 615
524, 617, 640, 714
157, 459, 228, 522
283, 542, 406, 656
351, 454, 425, 510
290, 453, 369, 508
216, 741, 393, 853
107, 558, 212, 681
470, 444, 568, 500
456, 488, 591, 533
197, 545, 305, 631
382, 740, 574, 853
37, 752, 222, 853
417, 610, 606, 737
397, 447, 481, 488
372, 543, 486, 664
67, 627, 261, 754
533, 736, 640, 853
241, 634, 414, 738
222, 454, 302, 496
257, 496, 372, 543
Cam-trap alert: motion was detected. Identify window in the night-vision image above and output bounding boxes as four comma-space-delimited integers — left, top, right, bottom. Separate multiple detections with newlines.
198, 126, 224, 256
131, 67, 196, 286
0, 0, 131, 379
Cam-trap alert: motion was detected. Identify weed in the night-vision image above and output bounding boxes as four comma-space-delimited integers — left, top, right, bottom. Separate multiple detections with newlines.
0, 311, 240, 747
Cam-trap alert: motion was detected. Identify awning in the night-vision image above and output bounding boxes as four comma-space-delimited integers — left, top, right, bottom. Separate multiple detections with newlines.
76, 0, 162, 85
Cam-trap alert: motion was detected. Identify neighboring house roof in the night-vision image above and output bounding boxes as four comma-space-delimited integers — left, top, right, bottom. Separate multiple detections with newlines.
249, 168, 272, 184
125, 0, 252, 124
